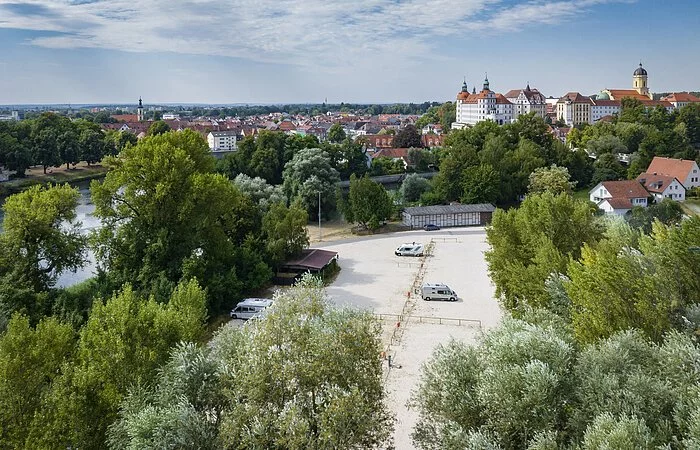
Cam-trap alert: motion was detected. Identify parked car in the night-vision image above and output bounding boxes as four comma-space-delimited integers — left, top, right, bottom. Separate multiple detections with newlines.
423, 224, 440, 231
420, 283, 457, 301
395, 242, 424, 256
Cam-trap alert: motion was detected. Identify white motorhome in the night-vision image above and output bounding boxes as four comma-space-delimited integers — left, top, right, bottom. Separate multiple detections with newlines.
420, 283, 457, 302
395, 242, 424, 257
230, 298, 274, 320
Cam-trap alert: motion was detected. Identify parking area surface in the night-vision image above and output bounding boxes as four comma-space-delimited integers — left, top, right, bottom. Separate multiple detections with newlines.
318, 227, 502, 449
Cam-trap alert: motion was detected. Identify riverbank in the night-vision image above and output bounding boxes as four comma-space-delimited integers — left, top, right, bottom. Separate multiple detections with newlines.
0, 163, 108, 198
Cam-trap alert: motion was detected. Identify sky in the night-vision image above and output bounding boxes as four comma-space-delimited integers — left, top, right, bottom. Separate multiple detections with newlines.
1, 0, 699, 105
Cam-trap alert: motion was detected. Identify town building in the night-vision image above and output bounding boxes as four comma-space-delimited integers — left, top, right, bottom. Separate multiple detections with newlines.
452, 76, 514, 129
590, 95, 621, 122
0, 111, 20, 121
645, 156, 700, 190
636, 173, 686, 202
589, 180, 649, 215
504, 84, 547, 120
556, 92, 593, 126
207, 130, 239, 152
660, 92, 700, 109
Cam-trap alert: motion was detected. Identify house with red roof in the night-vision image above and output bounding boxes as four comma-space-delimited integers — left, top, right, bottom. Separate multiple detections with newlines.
645, 156, 700, 190
636, 173, 686, 202
659, 92, 700, 109
589, 180, 649, 215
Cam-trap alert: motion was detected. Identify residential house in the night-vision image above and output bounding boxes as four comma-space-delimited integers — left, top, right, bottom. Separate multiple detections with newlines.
636, 173, 686, 202
207, 130, 239, 152
645, 156, 700, 190
589, 180, 649, 215
660, 92, 700, 109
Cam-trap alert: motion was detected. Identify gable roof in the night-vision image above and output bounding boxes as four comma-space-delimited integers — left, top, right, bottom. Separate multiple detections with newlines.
558, 92, 593, 104
646, 156, 697, 182
636, 173, 683, 194
601, 198, 634, 210
601, 180, 649, 198
660, 92, 700, 103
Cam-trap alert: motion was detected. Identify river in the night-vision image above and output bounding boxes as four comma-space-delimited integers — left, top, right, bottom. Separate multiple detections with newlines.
0, 180, 99, 287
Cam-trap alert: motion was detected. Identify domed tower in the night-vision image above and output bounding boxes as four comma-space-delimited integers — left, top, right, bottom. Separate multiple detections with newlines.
137, 97, 144, 122
633, 63, 649, 97
461, 78, 469, 93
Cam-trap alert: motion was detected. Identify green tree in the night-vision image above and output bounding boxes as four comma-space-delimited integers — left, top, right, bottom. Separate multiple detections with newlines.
0, 125, 32, 176
581, 413, 653, 450
412, 317, 574, 450
91, 130, 265, 311
29, 281, 207, 449
400, 173, 432, 203
344, 174, 393, 230
262, 201, 309, 267
370, 156, 405, 176
592, 153, 626, 184
393, 124, 423, 148
485, 193, 602, 312
0, 184, 86, 296
626, 199, 683, 233
327, 123, 346, 143
0, 315, 75, 448
282, 148, 340, 219
147, 120, 171, 136
586, 135, 627, 155
217, 275, 393, 448
528, 164, 575, 195
232, 173, 285, 211
57, 127, 80, 170
461, 164, 499, 204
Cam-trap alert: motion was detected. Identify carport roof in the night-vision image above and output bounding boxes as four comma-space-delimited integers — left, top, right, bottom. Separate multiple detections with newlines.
403, 203, 496, 216
281, 249, 339, 271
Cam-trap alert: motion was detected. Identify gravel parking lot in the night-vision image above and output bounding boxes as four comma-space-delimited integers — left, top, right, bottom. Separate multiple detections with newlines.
318, 227, 503, 449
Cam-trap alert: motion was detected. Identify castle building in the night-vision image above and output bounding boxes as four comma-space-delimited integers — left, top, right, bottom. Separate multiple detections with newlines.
452, 75, 514, 129
504, 83, 547, 120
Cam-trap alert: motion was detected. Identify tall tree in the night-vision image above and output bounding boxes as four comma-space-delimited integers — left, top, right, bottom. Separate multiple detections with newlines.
461, 164, 499, 204
528, 165, 575, 195
282, 148, 340, 219
146, 120, 171, 136
262, 201, 309, 267
344, 174, 393, 230
393, 124, 422, 148
327, 123, 347, 143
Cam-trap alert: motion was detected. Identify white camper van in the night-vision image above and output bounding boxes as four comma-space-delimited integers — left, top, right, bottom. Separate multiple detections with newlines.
230, 298, 274, 320
421, 283, 457, 302
395, 242, 424, 257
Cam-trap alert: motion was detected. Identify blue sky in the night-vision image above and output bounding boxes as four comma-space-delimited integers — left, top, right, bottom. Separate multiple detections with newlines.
1, 0, 699, 104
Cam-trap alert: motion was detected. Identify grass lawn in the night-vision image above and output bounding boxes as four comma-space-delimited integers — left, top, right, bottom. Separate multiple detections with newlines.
681, 198, 700, 217
1, 162, 108, 197
572, 188, 590, 202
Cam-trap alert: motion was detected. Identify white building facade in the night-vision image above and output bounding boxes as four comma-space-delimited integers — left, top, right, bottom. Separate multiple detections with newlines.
504, 84, 547, 120
207, 130, 238, 151
453, 77, 514, 129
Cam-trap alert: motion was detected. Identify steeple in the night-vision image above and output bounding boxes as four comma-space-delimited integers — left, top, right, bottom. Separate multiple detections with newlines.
137, 97, 144, 122
472, 86, 476, 94
526, 82, 531, 91
483, 73, 490, 91
461, 77, 469, 93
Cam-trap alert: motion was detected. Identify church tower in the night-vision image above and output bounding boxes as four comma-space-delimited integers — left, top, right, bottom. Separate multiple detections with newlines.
137, 97, 144, 122
633, 63, 650, 98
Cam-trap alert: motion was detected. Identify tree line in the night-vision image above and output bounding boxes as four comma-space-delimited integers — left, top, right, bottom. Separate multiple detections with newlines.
0, 112, 140, 176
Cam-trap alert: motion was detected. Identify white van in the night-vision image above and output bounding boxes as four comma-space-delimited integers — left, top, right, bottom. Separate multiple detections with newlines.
421, 283, 457, 302
230, 298, 274, 320
395, 242, 424, 257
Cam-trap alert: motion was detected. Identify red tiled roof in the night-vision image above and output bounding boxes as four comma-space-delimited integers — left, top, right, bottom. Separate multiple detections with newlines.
421, 134, 444, 147
604, 198, 634, 209
558, 92, 593, 104
660, 92, 700, 103
593, 100, 620, 106
601, 180, 649, 199
372, 148, 410, 159
495, 93, 513, 104
636, 173, 683, 194
646, 156, 697, 182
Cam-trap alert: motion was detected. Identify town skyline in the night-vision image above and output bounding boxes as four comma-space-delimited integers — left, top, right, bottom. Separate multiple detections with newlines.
1, 0, 700, 104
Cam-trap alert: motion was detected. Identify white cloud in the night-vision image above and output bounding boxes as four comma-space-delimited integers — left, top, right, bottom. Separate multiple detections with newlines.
0, 0, 634, 70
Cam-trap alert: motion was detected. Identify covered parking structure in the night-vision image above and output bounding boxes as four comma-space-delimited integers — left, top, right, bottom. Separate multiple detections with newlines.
275, 249, 339, 285
402, 203, 496, 229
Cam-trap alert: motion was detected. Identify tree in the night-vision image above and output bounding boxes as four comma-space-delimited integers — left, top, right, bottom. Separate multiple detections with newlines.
627, 199, 683, 233
282, 148, 340, 219
262, 201, 309, 267
586, 135, 627, 155
0, 126, 31, 176
217, 275, 393, 448
327, 123, 347, 143
581, 413, 653, 449
370, 156, 405, 176
592, 153, 626, 184
0, 184, 86, 295
232, 173, 285, 211
29, 280, 208, 448
393, 124, 422, 148
528, 165, 575, 195
412, 317, 574, 450
461, 164, 499, 204
485, 193, 602, 312
91, 130, 265, 311
147, 120, 171, 136
343, 174, 393, 230
57, 127, 80, 170
32, 127, 61, 174
400, 173, 432, 203
0, 315, 75, 448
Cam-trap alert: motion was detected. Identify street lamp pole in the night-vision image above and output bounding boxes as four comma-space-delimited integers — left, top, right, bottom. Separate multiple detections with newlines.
318, 191, 322, 242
